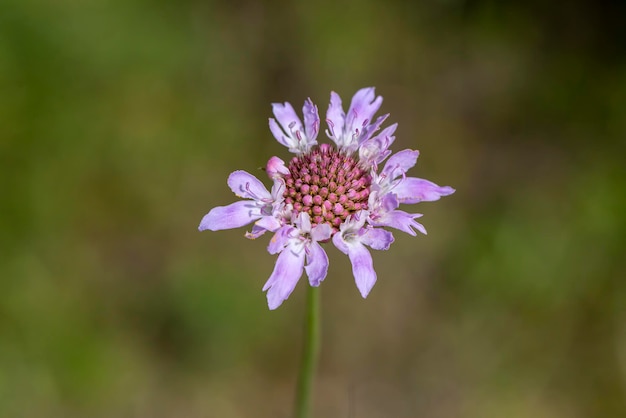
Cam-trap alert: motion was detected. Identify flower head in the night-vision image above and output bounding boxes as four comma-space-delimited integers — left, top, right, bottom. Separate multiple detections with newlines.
269, 99, 319, 154
199, 88, 455, 309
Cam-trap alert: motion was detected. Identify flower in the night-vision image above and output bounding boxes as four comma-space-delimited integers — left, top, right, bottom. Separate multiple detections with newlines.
263, 212, 332, 310
199, 87, 455, 309
332, 211, 394, 298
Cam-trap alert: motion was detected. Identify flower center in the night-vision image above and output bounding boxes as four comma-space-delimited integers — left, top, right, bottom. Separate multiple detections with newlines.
283, 144, 372, 233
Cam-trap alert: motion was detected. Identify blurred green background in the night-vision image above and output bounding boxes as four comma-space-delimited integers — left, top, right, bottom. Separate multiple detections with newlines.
1, 0, 625, 417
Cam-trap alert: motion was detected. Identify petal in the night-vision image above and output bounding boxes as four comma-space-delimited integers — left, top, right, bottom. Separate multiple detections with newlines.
358, 139, 384, 166
266, 156, 290, 179
360, 227, 395, 250
296, 212, 312, 234
381, 149, 420, 180
359, 122, 397, 161
267, 225, 295, 255
245, 224, 269, 239
227, 171, 271, 201
332, 230, 350, 254
269, 118, 291, 148
263, 244, 305, 310
359, 128, 395, 167
310, 223, 332, 242
272, 102, 304, 135
370, 210, 427, 236
302, 98, 320, 140
347, 242, 377, 298
376, 191, 399, 212
325, 91, 345, 141
346, 87, 383, 135
270, 178, 286, 201
361, 113, 390, 142
304, 241, 329, 287
255, 215, 282, 232
338, 210, 368, 235
393, 177, 456, 204
198, 200, 261, 231
371, 122, 397, 148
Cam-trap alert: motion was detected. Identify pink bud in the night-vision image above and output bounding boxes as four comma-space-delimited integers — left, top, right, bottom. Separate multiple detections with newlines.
266, 156, 290, 179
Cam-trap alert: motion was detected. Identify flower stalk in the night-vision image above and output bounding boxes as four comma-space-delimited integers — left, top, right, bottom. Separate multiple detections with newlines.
294, 285, 320, 418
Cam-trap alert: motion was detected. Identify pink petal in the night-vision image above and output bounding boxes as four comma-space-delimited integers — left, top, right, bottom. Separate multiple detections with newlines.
263, 244, 305, 310
361, 113, 390, 142
266, 156, 290, 179
346, 242, 377, 298
325, 91, 345, 140
346, 87, 383, 136
304, 241, 329, 287
394, 177, 456, 204
310, 223, 332, 242
302, 98, 320, 140
360, 227, 395, 250
332, 230, 350, 254
198, 200, 261, 231
227, 171, 271, 201
381, 149, 420, 180
267, 225, 295, 255
255, 215, 281, 232
269, 118, 290, 148
272, 102, 303, 134
372, 210, 427, 236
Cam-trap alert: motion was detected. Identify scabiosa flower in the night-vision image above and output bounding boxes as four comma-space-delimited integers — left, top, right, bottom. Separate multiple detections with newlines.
199, 87, 455, 309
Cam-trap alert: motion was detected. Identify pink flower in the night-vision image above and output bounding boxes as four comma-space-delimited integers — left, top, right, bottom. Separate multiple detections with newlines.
199, 88, 455, 309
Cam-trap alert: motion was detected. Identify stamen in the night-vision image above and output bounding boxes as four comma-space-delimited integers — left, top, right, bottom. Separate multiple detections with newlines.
245, 182, 272, 203
325, 119, 335, 138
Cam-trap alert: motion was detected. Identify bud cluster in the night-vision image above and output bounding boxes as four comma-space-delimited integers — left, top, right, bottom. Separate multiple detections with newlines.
283, 144, 371, 232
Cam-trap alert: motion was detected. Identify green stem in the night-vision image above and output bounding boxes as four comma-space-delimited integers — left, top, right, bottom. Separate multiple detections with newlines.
294, 285, 321, 418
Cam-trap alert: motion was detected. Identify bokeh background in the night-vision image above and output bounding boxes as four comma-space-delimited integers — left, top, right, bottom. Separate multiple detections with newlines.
1, 0, 625, 417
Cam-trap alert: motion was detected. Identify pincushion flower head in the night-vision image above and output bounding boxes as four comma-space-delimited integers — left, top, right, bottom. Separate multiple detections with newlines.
199, 87, 455, 309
